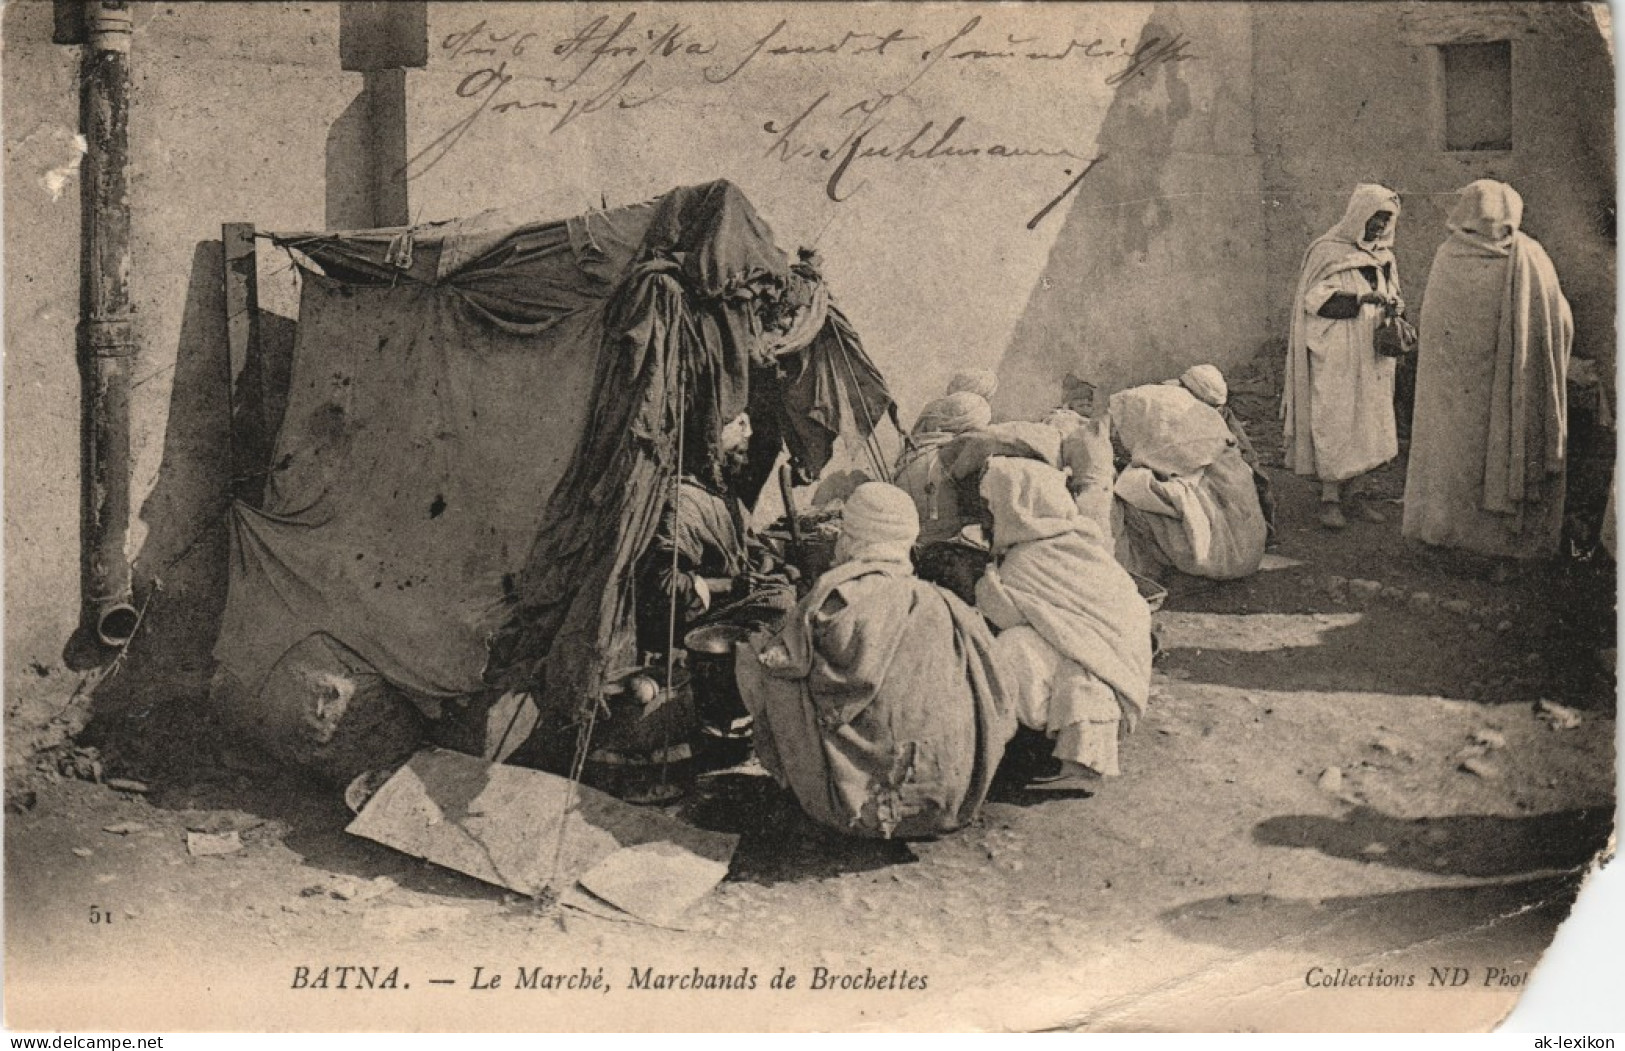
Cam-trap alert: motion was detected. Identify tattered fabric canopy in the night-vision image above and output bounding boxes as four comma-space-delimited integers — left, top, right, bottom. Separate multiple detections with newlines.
214, 181, 895, 743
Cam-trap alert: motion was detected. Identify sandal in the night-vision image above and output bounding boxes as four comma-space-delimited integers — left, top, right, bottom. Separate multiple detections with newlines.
1026, 756, 1067, 784
1029, 759, 1102, 789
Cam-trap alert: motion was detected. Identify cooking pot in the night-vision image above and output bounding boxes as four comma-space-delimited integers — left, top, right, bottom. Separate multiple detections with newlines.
684, 623, 752, 738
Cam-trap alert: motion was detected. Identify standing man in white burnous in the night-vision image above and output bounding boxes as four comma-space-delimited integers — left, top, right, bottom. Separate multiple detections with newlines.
1283, 184, 1408, 530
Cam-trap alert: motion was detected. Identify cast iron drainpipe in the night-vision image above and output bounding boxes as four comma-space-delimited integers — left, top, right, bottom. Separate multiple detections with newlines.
79, 1, 139, 647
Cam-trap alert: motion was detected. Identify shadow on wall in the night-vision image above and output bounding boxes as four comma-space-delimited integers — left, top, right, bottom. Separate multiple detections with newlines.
325, 70, 408, 230
325, 80, 374, 230
229, 283, 298, 507
81, 241, 295, 741
993, 3, 1230, 420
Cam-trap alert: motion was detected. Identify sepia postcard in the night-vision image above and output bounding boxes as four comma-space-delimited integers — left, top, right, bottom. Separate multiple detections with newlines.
3, 0, 1619, 1034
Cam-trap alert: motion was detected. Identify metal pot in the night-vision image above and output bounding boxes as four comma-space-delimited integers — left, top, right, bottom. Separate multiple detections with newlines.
683, 623, 752, 737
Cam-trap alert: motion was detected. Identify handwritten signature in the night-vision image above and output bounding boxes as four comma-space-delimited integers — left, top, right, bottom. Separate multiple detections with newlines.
753, 16, 1100, 210
763, 93, 1088, 205
751, 18, 1180, 209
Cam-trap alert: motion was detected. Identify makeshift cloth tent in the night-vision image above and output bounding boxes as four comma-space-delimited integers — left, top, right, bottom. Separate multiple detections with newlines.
213, 181, 896, 772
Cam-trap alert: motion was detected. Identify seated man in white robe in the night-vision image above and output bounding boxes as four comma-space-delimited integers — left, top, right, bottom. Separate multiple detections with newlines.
976, 458, 1152, 784
1109, 380, 1268, 581
737, 483, 1014, 839
1172, 364, 1277, 543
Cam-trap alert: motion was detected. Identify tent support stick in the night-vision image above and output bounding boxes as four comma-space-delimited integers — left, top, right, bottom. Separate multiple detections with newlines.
223, 222, 267, 506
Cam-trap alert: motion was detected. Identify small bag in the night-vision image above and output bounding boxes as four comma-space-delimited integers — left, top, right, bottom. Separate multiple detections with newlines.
1375, 314, 1418, 358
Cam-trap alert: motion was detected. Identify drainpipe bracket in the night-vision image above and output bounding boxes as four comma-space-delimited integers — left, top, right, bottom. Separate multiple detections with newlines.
86, 3, 133, 52
84, 317, 137, 357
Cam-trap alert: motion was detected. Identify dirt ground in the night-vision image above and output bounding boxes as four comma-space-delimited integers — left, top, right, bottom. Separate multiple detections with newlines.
5, 433, 1618, 1032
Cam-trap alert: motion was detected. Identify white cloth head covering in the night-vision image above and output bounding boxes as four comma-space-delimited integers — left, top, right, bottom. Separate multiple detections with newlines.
911, 392, 993, 437
1109, 383, 1234, 476
979, 458, 1082, 553
1422, 179, 1572, 517
835, 482, 920, 566
1041, 407, 1091, 437
946, 369, 999, 400
978, 420, 1063, 468
1177, 364, 1228, 407
1446, 179, 1524, 258
1328, 182, 1401, 258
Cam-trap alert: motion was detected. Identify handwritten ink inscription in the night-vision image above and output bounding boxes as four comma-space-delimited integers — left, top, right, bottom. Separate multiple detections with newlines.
409, 10, 1196, 211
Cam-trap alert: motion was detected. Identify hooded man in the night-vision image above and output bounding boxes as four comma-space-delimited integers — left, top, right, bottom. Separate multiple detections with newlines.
975, 459, 1152, 783
737, 483, 1014, 839
1402, 180, 1574, 560
1283, 184, 1407, 529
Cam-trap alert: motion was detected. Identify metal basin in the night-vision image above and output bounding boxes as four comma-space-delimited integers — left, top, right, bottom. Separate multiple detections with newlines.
684, 624, 752, 736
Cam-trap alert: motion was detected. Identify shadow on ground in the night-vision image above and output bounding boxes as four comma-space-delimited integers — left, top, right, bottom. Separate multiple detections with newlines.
118, 728, 922, 899
1160, 873, 1585, 959
1254, 805, 1613, 879
678, 770, 919, 886
1149, 467, 1616, 710
141, 763, 506, 902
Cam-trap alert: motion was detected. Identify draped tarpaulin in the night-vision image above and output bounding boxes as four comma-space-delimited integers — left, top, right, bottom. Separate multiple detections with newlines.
214, 181, 895, 749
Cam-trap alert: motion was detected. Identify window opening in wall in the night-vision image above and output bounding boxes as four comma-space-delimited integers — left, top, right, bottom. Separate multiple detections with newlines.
1441, 40, 1512, 151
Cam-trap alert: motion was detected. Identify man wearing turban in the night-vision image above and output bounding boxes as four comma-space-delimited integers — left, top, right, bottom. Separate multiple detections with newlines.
1109, 377, 1268, 580
1170, 363, 1277, 542
946, 368, 1000, 401
893, 391, 995, 546
736, 483, 1014, 838
897, 392, 1067, 605
633, 411, 796, 739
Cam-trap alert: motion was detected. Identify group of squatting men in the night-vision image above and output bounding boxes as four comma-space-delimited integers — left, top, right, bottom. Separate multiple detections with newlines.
648, 364, 1271, 840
